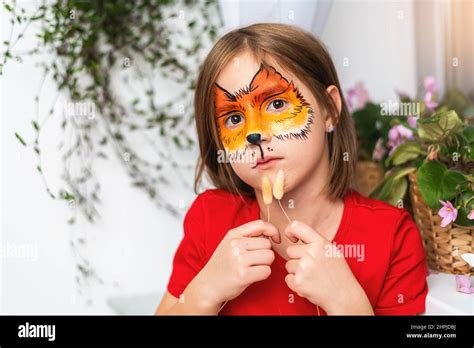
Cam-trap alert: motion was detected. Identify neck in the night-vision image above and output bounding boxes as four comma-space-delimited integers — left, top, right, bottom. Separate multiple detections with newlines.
255, 157, 343, 241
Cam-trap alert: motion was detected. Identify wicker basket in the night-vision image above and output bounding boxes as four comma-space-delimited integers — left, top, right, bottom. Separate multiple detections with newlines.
353, 161, 384, 197
408, 172, 473, 275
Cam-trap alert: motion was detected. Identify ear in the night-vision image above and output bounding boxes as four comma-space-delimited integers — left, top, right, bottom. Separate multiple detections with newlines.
325, 85, 342, 131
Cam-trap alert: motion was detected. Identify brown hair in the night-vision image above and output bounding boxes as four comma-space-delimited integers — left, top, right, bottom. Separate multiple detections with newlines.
193, 23, 357, 200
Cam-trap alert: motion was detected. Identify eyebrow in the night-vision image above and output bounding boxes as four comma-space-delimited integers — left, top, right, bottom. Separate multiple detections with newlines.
216, 110, 239, 119
257, 85, 289, 104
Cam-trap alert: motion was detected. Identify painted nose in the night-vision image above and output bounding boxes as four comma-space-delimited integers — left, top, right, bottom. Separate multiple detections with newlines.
246, 133, 262, 145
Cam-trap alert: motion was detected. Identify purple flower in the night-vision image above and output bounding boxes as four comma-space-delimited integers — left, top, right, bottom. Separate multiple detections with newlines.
424, 76, 438, 93
387, 124, 414, 155
346, 82, 370, 111
438, 200, 458, 227
372, 138, 386, 161
468, 209, 474, 220
424, 91, 438, 111
455, 275, 474, 294
407, 116, 418, 128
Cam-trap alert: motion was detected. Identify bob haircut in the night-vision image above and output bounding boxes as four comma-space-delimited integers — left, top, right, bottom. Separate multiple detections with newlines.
193, 23, 357, 201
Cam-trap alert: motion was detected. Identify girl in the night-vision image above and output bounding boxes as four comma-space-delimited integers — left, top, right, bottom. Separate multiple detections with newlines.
156, 23, 428, 315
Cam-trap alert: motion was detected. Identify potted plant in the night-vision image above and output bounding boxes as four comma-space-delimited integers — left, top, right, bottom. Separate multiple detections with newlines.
347, 82, 390, 196
370, 103, 474, 274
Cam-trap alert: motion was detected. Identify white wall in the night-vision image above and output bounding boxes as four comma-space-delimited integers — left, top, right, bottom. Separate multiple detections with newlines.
0, 3, 192, 314
321, 0, 418, 102
1, 1, 419, 314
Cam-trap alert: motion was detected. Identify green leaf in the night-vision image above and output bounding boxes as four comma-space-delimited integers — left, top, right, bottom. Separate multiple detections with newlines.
454, 206, 474, 227
60, 191, 75, 201
387, 141, 422, 166
417, 110, 464, 142
369, 167, 415, 205
352, 103, 391, 160
388, 175, 408, 206
441, 89, 471, 117
32, 120, 39, 131
172, 136, 181, 147
15, 132, 26, 146
463, 126, 474, 143
393, 166, 417, 180
416, 160, 466, 209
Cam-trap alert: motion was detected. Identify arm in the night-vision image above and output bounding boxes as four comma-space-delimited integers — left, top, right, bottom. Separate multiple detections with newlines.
158, 220, 281, 315
156, 277, 221, 315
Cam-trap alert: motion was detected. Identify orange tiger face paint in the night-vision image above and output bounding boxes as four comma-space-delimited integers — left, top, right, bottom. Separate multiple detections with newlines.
214, 64, 314, 155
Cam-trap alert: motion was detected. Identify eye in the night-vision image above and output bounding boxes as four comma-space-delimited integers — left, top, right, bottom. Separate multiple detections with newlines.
224, 114, 244, 129
266, 99, 289, 113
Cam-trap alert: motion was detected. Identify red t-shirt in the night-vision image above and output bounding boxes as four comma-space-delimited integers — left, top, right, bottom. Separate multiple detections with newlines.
167, 188, 428, 315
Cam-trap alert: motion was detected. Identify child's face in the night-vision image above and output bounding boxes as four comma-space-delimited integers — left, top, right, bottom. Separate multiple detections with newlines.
214, 50, 335, 194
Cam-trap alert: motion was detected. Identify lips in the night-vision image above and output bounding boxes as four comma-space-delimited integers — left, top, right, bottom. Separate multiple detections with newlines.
254, 157, 283, 168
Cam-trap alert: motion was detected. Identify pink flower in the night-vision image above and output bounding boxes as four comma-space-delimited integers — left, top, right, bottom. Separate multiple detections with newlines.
424, 76, 438, 93
438, 200, 458, 227
407, 116, 418, 128
424, 91, 438, 111
346, 82, 370, 111
387, 124, 414, 155
372, 138, 386, 161
455, 275, 474, 294
468, 209, 474, 220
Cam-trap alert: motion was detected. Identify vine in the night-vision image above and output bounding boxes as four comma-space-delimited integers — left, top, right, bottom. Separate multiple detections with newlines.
2, 0, 222, 301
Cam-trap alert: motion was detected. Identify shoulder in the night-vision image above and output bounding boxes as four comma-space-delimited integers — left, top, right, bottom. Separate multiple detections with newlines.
344, 190, 426, 280
188, 189, 253, 214
347, 189, 410, 228
345, 189, 420, 254
184, 189, 256, 248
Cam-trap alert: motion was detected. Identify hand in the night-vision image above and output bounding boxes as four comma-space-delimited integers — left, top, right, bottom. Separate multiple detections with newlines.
283, 221, 373, 315
195, 220, 281, 308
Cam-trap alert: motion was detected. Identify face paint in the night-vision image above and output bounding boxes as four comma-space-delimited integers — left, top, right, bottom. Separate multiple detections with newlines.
214, 64, 314, 157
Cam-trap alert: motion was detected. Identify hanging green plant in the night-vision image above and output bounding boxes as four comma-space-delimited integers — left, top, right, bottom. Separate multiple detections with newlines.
2, 0, 222, 297
2, 0, 222, 222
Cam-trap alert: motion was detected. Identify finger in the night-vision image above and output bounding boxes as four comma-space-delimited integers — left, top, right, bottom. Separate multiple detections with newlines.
285, 259, 299, 274
286, 244, 305, 259
284, 220, 321, 244
241, 237, 272, 251
242, 249, 275, 266
285, 273, 297, 292
234, 220, 281, 244
246, 265, 272, 283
